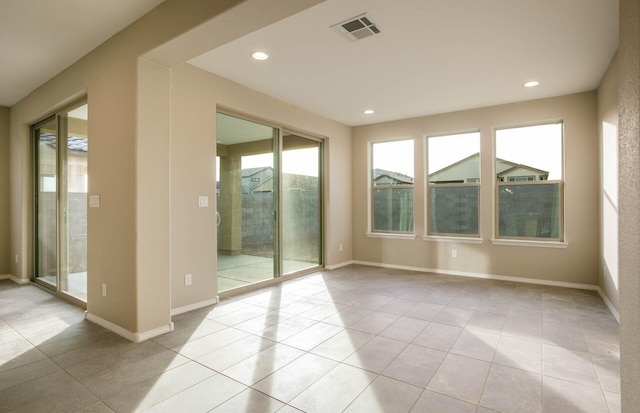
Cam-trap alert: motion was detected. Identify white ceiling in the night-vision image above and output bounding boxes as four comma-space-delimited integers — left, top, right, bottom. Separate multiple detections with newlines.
190, 0, 619, 126
0, 0, 165, 107
1, 0, 619, 127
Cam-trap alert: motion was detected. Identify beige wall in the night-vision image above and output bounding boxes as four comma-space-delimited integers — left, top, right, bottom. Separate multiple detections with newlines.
0, 106, 9, 275
597, 53, 619, 314
168, 63, 352, 310
7, 0, 327, 339
352, 92, 599, 286
136, 59, 172, 333
619, 0, 640, 409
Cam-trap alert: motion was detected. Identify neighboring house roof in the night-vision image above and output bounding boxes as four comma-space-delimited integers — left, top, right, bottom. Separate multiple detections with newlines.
373, 168, 414, 185
39, 132, 88, 152
67, 137, 88, 152
497, 164, 549, 178
429, 152, 480, 177
242, 166, 271, 178
428, 152, 548, 181
250, 173, 318, 193
284, 174, 318, 190
250, 178, 273, 193
495, 157, 518, 175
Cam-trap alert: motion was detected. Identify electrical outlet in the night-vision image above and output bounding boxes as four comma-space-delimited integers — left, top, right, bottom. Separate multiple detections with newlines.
89, 195, 100, 208
185, 273, 192, 286
339, 244, 343, 252
15, 254, 18, 263
102, 283, 107, 297
451, 249, 457, 258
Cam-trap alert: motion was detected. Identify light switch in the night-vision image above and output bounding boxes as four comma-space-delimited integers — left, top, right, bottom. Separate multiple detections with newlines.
89, 195, 100, 208
198, 196, 209, 207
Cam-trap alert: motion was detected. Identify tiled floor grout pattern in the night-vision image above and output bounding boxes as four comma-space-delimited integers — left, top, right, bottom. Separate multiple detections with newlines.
0, 265, 621, 412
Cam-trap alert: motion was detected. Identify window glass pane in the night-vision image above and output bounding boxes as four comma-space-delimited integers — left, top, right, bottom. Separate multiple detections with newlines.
282, 135, 322, 274
429, 186, 479, 235
496, 123, 562, 181
498, 183, 560, 238
216, 113, 276, 292
496, 122, 563, 240
36, 123, 58, 288
427, 132, 480, 236
428, 132, 480, 183
372, 140, 414, 233
373, 188, 414, 232
372, 140, 414, 183
62, 103, 88, 301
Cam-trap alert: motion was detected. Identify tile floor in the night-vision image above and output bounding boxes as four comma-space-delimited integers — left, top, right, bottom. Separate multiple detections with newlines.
0, 265, 621, 412
36, 271, 87, 302
217, 254, 319, 292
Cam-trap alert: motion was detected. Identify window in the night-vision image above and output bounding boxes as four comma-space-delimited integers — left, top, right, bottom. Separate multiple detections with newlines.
371, 139, 414, 233
427, 132, 480, 236
507, 176, 534, 182
495, 122, 563, 240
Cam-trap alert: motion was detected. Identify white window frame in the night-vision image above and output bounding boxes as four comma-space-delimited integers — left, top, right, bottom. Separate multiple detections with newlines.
367, 138, 415, 238
424, 131, 481, 240
492, 121, 566, 246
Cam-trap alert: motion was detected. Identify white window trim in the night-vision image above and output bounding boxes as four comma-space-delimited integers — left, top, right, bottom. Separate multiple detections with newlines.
368, 137, 415, 235
423, 235, 483, 244
493, 121, 565, 243
424, 131, 481, 239
366, 232, 416, 240
490, 238, 568, 248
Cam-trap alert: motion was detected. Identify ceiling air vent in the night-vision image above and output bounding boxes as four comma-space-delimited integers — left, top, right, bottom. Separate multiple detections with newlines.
332, 13, 380, 42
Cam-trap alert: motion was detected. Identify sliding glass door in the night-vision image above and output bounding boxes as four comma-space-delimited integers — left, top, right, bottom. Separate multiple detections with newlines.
216, 113, 278, 292
282, 132, 322, 274
216, 113, 323, 293
35, 119, 58, 289
34, 101, 88, 302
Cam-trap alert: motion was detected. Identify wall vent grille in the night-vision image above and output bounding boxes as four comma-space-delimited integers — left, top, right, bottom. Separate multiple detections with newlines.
331, 14, 380, 42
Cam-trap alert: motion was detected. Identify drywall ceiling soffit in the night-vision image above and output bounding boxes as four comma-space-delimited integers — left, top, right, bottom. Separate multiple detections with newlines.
189, 0, 619, 126
0, 0, 165, 107
143, 0, 328, 68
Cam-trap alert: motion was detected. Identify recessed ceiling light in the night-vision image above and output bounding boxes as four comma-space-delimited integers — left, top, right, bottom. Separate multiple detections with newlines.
524, 81, 540, 88
364, 109, 374, 115
251, 51, 269, 61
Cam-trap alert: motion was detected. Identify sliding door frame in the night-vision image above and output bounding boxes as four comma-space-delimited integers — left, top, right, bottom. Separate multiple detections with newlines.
32, 98, 88, 307
216, 108, 325, 292
280, 129, 324, 277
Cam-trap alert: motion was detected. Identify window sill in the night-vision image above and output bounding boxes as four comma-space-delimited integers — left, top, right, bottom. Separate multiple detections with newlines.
423, 235, 483, 244
366, 232, 416, 240
490, 239, 568, 248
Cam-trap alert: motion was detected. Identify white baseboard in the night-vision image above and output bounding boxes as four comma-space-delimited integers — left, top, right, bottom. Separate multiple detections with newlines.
85, 312, 174, 343
11, 275, 30, 285
0, 274, 30, 285
325, 260, 355, 270
171, 297, 219, 316
136, 322, 175, 342
597, 287, 620, 323
352, 260, 599, 291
